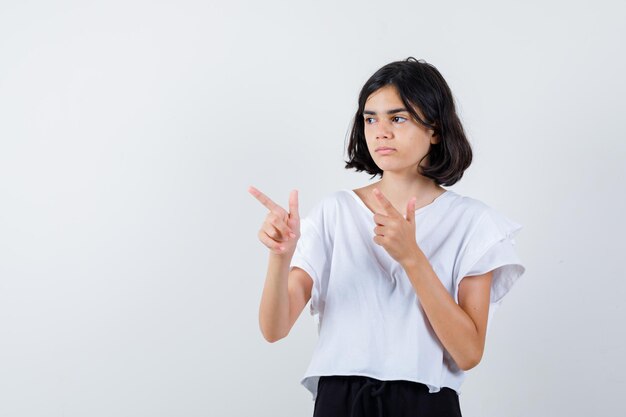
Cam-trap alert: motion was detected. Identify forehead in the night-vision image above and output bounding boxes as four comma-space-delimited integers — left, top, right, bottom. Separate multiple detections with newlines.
365, 85, 403, 107
363, 85, 425, 119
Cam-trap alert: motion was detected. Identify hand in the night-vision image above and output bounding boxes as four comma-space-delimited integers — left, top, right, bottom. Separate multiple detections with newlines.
248, 185, 300, 256
371, 188, 419, 266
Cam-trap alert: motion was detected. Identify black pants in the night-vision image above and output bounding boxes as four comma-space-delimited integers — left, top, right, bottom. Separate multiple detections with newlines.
312, 375, 462, 417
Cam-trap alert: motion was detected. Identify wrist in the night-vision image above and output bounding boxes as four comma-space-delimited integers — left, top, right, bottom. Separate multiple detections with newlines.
399, 244, 425, 270
270, 250, 295, 262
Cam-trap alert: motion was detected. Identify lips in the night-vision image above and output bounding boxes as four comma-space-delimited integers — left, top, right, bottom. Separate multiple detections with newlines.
375, 147, 396, 152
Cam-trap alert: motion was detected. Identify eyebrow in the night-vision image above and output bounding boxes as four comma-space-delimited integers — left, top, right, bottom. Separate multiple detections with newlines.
363, 108, 409, 115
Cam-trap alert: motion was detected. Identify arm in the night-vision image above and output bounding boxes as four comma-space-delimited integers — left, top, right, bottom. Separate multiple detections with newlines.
258, 252, 313, 343
250, 186, 312, 343
401, 249, 493, 371
367, 188, 493, 370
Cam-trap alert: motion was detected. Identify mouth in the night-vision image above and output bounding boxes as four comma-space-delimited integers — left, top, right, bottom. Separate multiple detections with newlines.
375, 147, 396, 154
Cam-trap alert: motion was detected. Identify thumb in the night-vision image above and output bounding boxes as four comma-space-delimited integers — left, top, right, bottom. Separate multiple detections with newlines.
406, 196, 416, 224
288, 189, 299, 221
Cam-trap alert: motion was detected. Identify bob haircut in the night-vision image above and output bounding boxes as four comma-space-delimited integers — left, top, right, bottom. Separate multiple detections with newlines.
344, 57, 472, 186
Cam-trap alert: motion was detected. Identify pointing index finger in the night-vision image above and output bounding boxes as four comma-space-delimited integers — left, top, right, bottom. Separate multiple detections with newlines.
248, 186, 280, 212
372, 188, 400, 216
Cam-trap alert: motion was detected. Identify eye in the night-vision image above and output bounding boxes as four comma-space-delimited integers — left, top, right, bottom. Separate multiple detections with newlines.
364, 117, 375, 124
392, 116, 407, 123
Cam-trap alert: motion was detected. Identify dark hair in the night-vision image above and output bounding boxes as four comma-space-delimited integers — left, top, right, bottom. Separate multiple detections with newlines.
344, 57, 472, 186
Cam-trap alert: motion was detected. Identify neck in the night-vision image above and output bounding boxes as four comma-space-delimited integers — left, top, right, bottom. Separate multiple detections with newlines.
373, 172, 444, 210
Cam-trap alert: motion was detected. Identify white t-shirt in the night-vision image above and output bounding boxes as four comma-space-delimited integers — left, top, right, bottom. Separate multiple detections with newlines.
289, 188, 526, 401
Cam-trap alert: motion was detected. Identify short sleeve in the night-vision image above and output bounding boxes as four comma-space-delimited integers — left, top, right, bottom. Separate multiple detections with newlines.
453, 207, 526, 320
289, 200, 331, 321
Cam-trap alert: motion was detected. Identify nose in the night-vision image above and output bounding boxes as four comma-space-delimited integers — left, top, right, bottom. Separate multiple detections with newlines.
375, 119, 392, 140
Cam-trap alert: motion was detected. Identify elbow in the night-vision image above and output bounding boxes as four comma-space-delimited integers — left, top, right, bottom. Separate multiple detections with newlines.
459, 359, 479, 372
259, 315, 289, 343
260, 326, 288, 343
458, 336, 486, 371
458, 351, 483, 371
263, 333, 284, 343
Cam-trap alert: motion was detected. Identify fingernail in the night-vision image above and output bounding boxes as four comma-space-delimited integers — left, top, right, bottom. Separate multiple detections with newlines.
289, 232, 296, 238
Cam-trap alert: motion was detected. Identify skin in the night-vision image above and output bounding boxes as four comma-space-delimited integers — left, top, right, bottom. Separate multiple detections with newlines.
356, 84, 446, 214
360, 85, 493, 370
250, 85, 493, 370
248, 186, 299, 255
249, 186, 302, 342
370, 188, 492, 371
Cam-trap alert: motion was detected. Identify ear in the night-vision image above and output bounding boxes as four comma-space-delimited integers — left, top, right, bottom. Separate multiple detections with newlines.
430, 125, 440, 144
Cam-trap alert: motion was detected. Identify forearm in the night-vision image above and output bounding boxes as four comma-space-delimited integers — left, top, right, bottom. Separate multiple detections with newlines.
401, 248, 480, 371
258, 252, 293, 342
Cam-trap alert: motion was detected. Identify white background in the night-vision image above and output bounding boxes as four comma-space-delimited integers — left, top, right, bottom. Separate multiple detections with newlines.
1, 0, 624, 416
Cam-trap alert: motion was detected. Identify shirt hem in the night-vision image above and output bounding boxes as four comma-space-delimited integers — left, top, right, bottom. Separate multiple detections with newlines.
300, 371, 461, 401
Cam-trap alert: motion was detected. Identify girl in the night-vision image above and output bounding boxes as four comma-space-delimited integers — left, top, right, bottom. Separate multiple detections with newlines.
249, 57, 526, 417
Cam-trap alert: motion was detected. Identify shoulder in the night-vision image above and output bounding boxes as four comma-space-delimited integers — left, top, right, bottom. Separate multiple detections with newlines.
298, 190, 350, 229
445, 191, 492, 224
303, 190, 351, 215
448, 191, 523, 243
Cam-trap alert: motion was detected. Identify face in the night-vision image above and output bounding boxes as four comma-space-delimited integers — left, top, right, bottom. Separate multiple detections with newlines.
363, 85, 439, 174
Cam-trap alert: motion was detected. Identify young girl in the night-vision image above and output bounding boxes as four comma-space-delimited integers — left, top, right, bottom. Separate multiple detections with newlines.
249, 57, 526, 417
